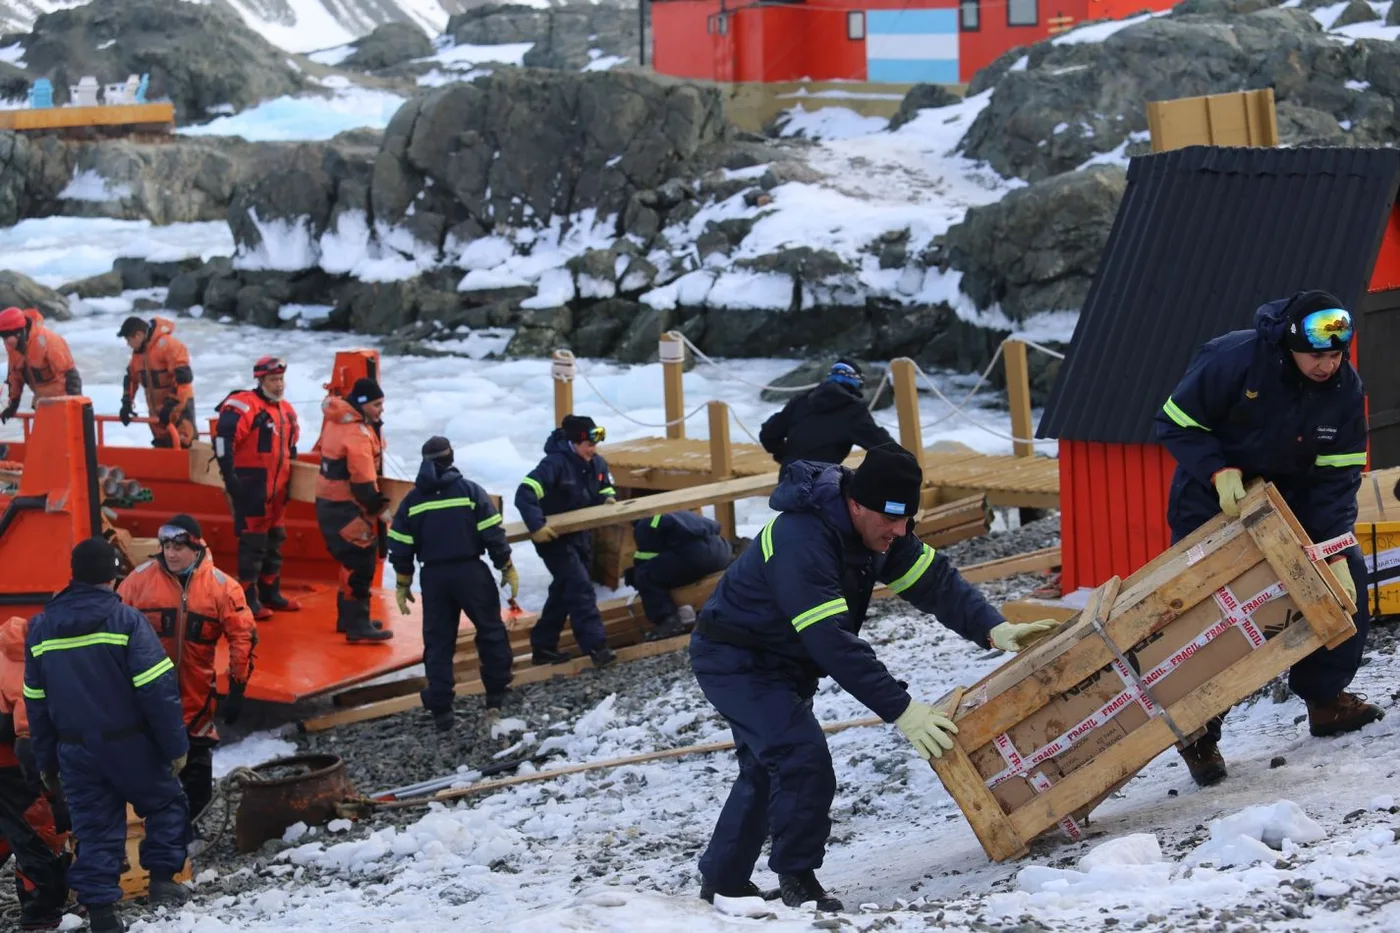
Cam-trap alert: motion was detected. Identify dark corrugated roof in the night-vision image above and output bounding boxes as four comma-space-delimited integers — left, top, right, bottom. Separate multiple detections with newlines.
1039, 146, 1400, 444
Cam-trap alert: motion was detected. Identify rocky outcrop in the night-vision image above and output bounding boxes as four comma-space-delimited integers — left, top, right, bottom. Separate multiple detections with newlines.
0, 271, 70, 321
340, 22, 434, 72
889, 84, 962, 130
16, 0, 304, 123
447, 3, 641, 71
960, 7, 1399, 181
0, 131, 73, 226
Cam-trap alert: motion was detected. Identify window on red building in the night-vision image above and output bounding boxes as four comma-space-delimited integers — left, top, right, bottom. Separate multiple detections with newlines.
1008, 0, 1038, 25
960, 0, 980, 30
847, 10, 866, 39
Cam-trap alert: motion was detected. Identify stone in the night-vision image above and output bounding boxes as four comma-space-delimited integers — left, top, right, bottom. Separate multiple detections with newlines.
0, 271, 70, 321
341, 22, 433, 72
447, 4, 641, 72
966, 45, 1029, 97
57, 269, 123, 299
202, 274, 242, 318
235, 284, 284, 329
888, 84, 962, 130
1333, 0, 1378, 27
0, 131, 74, 227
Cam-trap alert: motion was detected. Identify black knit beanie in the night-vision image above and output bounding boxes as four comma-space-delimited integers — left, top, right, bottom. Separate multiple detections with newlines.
71, 537, 119, 585
848, 444, 923, 517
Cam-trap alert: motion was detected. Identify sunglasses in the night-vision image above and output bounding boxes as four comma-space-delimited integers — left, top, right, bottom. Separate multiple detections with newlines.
1298, 308, 1353, 350
157, 525, 197, 547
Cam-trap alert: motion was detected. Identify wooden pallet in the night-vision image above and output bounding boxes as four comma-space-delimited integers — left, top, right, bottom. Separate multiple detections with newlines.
121, 805, 192, 899
929, 483, 1356, 861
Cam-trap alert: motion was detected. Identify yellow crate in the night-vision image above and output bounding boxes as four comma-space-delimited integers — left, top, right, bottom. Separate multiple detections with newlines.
1359, 521, 1400, 620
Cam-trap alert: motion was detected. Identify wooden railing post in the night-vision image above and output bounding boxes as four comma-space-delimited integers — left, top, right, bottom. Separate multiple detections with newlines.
1004, 339, 1034, 459
660, 332, 686, 439
552, 349, 575, 427
891, 358, 925, 472
708, 400, 736, 539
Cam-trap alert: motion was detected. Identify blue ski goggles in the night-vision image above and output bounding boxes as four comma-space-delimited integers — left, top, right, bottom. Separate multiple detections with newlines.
1297, 307, 1353, 350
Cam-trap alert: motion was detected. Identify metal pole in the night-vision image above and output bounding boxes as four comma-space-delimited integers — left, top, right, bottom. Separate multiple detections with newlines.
638, 0, 646, 67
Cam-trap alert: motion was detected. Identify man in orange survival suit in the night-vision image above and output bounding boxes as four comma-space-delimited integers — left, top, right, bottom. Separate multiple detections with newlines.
0, 306, 81, 425
314, 378, 394, 643
117, 316, 196, 448
0, 616, 68, 930
215, 356, 302, 621
118, 515, 256, 830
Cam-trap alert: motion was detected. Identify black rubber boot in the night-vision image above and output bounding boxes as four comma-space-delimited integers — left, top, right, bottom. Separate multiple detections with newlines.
700, 879, 778, 903
258, 575, 301, 612
590, 646, 617, 668
531, 646, 572, 665
431, 709, 454, 733
243, 582, 271, 621
147, 873, 190, 907
343, 598, 393, 643
644, 614, 688, 641
86, 905, 125, 933
778, 871, 843, 912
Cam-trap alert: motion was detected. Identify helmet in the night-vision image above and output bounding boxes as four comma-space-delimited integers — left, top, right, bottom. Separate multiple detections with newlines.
827, 360, 863, 390
0, 307, 26, 334
254, 356, 287, 379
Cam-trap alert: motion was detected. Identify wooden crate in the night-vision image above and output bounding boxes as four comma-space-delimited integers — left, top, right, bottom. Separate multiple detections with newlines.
930, 483, 1357, 862
120, 805, 192, 899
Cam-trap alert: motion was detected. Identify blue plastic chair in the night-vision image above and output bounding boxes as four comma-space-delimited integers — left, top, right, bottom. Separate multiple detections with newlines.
27, 78, 53, 109
134, 74, 149, 104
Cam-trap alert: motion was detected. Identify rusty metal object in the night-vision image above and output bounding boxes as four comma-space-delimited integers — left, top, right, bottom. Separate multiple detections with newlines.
234, 754, 357, 853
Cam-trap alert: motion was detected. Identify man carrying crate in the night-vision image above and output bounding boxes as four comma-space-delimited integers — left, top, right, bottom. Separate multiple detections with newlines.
1157, 290, 1381, 787
689, 444, 1059, 911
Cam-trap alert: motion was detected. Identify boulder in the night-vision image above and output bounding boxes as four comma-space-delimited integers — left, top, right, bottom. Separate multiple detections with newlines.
0, 131, 74, 226
112, 256, 202, 291
57, 269, 123, 299
759, 359, 893, 410
341, 22, 433, 72
888, 84, 962, 130
20, 0, 304, 123
1333, 0, 1378, 27
966, 46, 1029, 97
0, 271, 71, 321
571, 298, 644, 357
447, 4, 641, 72
944, 163, 1127, 324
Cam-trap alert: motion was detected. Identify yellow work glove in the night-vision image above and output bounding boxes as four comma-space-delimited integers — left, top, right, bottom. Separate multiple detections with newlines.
531, 525, 558, 544
395, 572, 414, 615
604, 497, 618, 505
1329, 559, 1356, 605
171, 754, 187, 778
989, 618, 1061, 653
895, 700, 958, 760
1212, 468, 1247, 518
500, 563, 520, 601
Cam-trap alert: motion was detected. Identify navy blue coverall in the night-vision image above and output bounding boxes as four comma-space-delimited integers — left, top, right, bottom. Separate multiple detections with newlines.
1156, 297, 1370, 719
515, 428, 617, 656
690, 461, 1002, 889
389, 459, 514, 711
630, 511, 733, 624
24, 582, 189, 907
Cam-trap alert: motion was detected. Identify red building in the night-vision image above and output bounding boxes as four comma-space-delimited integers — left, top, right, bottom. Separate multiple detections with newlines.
1038, 147, 1400, 594
651, 0, 1172, 86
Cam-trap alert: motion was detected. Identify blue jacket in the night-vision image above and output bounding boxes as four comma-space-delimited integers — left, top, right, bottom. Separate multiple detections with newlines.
697, 461, 1003, 722
633, 511, 724, 558
23, 582, 188, 774
389, 460, 511, 575
515, 428, 617, 534
1155, 299, 1367, 542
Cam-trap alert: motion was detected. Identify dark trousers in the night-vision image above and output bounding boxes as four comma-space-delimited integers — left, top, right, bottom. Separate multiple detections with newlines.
633, 539, 731, 623
420, 560, 512, 711
60, 738, 188, 906
235, 521, 287, 585
178, 735, 217, 825
691, 634, 835, 888
532, 537, 607, 655
0, 765, 66, 916
326, 539, 377, 599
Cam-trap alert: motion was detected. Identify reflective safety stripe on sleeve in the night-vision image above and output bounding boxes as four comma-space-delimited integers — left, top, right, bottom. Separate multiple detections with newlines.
522, 477, 545, 498
792, 598, 848, 633
600, 486, 618, 497
1316, 452, 1368, 468
889, 543, 936, 594
22, 685, 44, 700
132, 655, 175, 688
408, 496, 475, 517
477, 514, 503, 532
387, 528, 414, 544
760, 517, 779, 562
633, 551, 658, 561
31, 632, 130, 656
650, 515, 662, 528
1162, 396, 1208, 431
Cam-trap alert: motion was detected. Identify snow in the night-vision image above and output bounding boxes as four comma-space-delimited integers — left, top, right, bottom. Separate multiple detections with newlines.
1315, 0, 1399, 36
0, 217, 233, 288
0, 41, 23, 68
216, 0, 447, 54
582, 54, 628, 72
307, 44, 355, 67
775, 105, 889, 140
420, 40, 534, 69
1050, 10, 1170, 45
178, 85, 406, 141
211, 730, 299, 779
58, 169, 131, 203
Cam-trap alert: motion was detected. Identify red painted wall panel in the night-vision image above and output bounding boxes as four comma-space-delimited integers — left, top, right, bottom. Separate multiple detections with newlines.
653, 0, 726, 80
1367, 204, 1400, 293
1060, 441, 1176, 592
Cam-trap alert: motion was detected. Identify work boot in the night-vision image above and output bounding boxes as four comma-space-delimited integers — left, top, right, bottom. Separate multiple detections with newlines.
778, 871, 843, 912
1177, 737, 1228, 787
335, 599, 384, 633
258, 575, 302, 612
644, 614, 688, 642
147, 872, 190, 907
531, 646, 572, 665
699, 878, 778, 903
243, 583, 272, 622
19, 901, 61, 931
431, 709, 454, 733
1307, 691, 1385, 737
590, 646, 617, 668
342, 598, 393, 643
85, 904, 124, 933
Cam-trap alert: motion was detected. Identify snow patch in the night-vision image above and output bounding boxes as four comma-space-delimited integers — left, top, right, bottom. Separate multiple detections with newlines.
777, 105, 889, 140
59, 169, 131, 203
1051, 10, 1169, 45
307, 44, 355, 66
179, 85, 406, 141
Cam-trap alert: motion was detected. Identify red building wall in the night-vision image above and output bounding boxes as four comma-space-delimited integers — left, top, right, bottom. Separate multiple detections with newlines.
1059, 440, 1175, 593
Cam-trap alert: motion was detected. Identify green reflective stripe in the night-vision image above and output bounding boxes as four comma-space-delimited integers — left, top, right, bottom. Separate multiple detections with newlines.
22, 685, 44, 700
522, 476, 545, 498
634, 551, 658, 561
477, 513, 503, 532
387, 528, 414, 544
132, 656, 174, 688
1162, 396, 1208, 431
650, 514, 662, 529
889, 544, 937, 594
760, 517, 779, 562
31, 632, 130, 656
1317, 452, 1368, 468
408, 496, 475, 517
792, 598, 848, 633
599, 487, 617, 497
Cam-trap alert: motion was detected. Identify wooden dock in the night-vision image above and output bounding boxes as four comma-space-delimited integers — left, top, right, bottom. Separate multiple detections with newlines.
0, 102, 175, 135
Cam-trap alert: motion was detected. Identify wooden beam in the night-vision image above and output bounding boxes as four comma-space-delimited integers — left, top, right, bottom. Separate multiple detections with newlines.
188, 442, 417, 517
662, 332, 685, 440
1003, 339, 1034, 460
929, 687, 1030, 862
891, 358, 925, 471
960, 547, 1060, 584
553, 349, 575, 427
708, 400, 736, 539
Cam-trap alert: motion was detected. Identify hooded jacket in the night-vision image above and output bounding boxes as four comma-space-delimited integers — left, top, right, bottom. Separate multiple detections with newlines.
388, 459, 511, 575
124, 316, 194, 420
1155, 298, 1368, 542
514, 428, 617, 534
314, 395, 386, 549
5, 308, 81, 407
214, 386, 300, 513
23, 583, 188, 775
632, 511, 731, 566
697, 461, 1003, 722
759, 381, 896, 466
0, 616, 28, 766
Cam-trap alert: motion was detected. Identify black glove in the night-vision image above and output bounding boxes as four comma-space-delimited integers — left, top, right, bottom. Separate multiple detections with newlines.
49, 790, 71, 834
0, 399, 17, 424
157, 398, 177, 427
222, 679, 246, 725
623, 567, 636, 588
376, 520, 389, 559
119, 397, 135, 426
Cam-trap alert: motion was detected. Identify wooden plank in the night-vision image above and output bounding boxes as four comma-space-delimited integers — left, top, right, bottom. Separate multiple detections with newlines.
1003, 340, 1034, 460
662, 333, 685, 440
891, 358, 925, 471
709, 400, 737, 539
960, 547, 1060, 585
0, 102, 175, 132
999, 599, 1079, 625
929, 687, 1029, 862
1357, 467, 1400, 525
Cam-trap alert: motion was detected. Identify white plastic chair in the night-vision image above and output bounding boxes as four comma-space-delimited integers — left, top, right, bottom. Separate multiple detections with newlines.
72, 76, 100, 107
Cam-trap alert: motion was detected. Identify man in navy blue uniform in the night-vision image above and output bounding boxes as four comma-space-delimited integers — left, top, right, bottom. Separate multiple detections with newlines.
390, 436, 519, 733
24, 538, 190, 933
1156, 290, 1380, 787
516, 414, 619, 668
759, 360, 896, 466
691, 444, 1059, 910
626, 511, 733, 640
